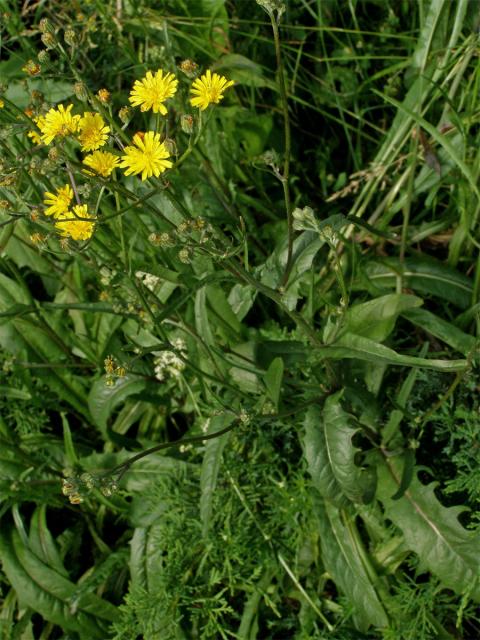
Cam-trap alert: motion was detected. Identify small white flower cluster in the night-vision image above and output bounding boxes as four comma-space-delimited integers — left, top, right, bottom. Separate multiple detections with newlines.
153, 337, 187, 381
136, 270, 160, 292
100, 266, 116, 286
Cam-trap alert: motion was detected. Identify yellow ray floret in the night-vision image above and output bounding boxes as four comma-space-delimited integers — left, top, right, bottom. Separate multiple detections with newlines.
78, 112, 110, 152
190, 70, 234, 111
38, 104, 80, 145
27, 115, 46, 145
55, 204, 95, 241
43, 184, 74, 217
129, 69, 178, 115
119, 131, 172, 181
83, 150, 120, 177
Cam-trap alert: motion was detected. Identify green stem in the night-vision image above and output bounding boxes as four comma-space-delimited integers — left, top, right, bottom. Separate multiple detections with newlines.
108, 419, 240, 480
269, 13, 293, 287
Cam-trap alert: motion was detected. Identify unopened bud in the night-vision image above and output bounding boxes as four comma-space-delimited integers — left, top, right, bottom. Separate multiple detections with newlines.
179, 59, 198, 78
39, 18, 52, 33
180, 114, 194, 134
118, 106, 132, 124
74, 82, 88, 102
41, 32, 57, 49
64, 29, 77, 46
48, 147, 60, 162
178, 248, 190, 264
163, 138, 176, 156
37, 50, 50, 64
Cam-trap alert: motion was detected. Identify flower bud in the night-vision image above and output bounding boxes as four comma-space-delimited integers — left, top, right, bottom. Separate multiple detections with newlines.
41, 32, 57, 49
74, 81, 88, 102
64, 29, 77, 46
179, 59, 198, 78
118, 106, 132, 124
37, 50, 50, 64
178, 248, 190, 264
163, 137, 176, 156
39, 18, 52, 33
180, 114, 194, 134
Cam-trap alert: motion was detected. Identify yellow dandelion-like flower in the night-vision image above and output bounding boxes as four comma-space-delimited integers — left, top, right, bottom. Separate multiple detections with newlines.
55, 204, 95, 241
38, 104, 80, 145
0, 99, 4, 109
78, 112, 110, 152
119, 131, 172, 181
129, 69, 178, 115
43, 184, 74, 217
190, 70, 234, 111
27, 115, 46, 145
83, 150, 120, 177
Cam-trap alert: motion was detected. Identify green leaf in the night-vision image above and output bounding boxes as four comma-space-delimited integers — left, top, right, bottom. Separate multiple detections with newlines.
200, 414, 234, 537
129, 528, 148, 590
313, 497, 389, 631
0, 526, 114, 638
88, 376, 147, 436
402, 307, 476, 355
303, 405, 349, 508
377, 455, 480, 600
255, 340, 308, 370
304, 394, 375, 505
228, 283, 257, 321
0, 386, 31, 400
28, 507, 67, 577
61, 414, 78, 467
206, 284, 242, 343
342, 294, 423, 342
214, 54, 276, 90
315, 333, 466, 372
356, 257, 472, 309
263, 357, 284, 409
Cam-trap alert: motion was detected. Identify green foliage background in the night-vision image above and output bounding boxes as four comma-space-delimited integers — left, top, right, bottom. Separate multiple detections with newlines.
0, 0, 480, 638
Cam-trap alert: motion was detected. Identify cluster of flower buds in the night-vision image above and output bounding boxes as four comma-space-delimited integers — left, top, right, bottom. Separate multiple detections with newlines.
104, 354, 126, 385
61, 476, 85, 504
62, 472, 120, 504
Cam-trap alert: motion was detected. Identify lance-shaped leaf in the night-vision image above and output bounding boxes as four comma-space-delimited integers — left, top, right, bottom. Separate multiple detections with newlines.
377, 455, 480, 600
303, 405, 349, 507
314, 496, 388, 632
303, 394, 376, 505
0, 526, 115, 638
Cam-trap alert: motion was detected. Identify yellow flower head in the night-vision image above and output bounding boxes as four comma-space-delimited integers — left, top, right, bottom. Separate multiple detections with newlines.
190, 70, 234, 111
55, 204, 95, 241
129, 69, 178, 115
83, 150, 120, 177
38, 104, 80, 145
43, 184, 74, 217
27, 115, 46, 145
119, 131, 172, 181
0, 99, 4, 109
78, 112, 110, 152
